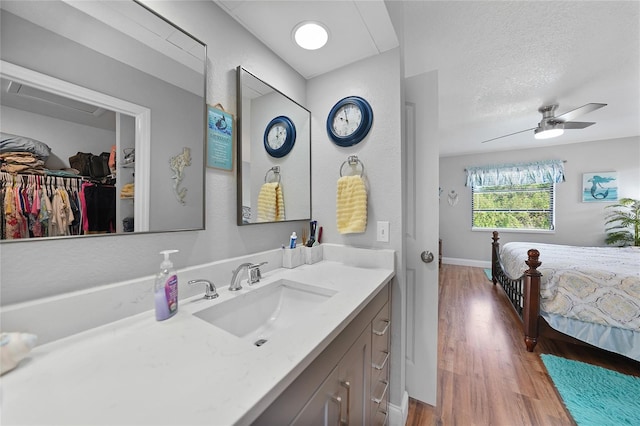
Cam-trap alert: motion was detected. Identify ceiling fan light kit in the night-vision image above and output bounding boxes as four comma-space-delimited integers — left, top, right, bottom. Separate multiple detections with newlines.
534, 123, 564, 140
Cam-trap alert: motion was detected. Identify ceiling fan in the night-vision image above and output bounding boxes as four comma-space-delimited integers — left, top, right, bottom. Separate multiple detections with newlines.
481, 102, 607, 143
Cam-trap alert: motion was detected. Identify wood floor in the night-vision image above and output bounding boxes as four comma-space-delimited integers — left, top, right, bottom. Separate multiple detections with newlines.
406, 264, 640, 426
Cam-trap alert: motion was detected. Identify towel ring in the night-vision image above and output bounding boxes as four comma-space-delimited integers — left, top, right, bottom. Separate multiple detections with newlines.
264, 166, 281, 183
339, 155, 364, 177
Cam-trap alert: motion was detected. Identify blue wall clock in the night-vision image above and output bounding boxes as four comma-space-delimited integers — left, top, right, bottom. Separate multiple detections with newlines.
326, 96, 373, 147
264, 116, 296, 158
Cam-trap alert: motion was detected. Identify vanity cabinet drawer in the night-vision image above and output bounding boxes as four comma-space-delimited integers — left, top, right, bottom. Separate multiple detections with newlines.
371, 352, 389, 391
370, 301, 390, 426
372, 398, 389, 426
372, 303, 390, 339
371, 376, 389, 425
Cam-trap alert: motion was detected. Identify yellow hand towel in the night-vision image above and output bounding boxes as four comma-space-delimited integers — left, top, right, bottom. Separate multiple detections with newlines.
336, 175, 367, 234
257, 182, 285, 222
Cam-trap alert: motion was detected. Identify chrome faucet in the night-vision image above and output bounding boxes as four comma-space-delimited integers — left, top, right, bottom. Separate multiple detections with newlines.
229, 263, 253, 291
188, 279, 218, 299
249, 261, 268, 284
229, 261, 269, 291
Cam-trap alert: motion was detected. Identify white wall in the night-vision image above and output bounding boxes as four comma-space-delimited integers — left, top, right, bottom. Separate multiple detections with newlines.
307, 48, 405, 407
0, 1, 308, 305
439, 136, 640, 264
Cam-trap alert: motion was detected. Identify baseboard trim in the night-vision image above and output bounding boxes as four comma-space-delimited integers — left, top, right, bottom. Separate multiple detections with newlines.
442, 257, 491, 268
388, 390, 409, 426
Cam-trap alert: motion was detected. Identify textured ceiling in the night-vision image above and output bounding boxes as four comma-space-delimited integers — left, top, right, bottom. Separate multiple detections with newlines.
217, 0, 640, 157
401, 1, 640, 156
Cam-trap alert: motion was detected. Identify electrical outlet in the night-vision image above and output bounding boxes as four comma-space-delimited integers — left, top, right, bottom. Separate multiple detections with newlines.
377, 221, 390, 242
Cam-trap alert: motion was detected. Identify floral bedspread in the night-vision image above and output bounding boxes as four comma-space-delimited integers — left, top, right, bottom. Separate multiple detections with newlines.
500, 242, 640, 332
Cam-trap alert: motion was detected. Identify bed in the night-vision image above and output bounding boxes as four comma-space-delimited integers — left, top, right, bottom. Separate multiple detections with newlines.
490, 231, 640, 362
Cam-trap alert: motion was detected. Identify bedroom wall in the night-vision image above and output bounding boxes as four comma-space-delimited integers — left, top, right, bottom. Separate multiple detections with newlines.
439, 136, 640, 266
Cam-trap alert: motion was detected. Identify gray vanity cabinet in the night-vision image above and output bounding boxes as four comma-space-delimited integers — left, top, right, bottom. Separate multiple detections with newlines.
338, 327, 372, 425
253, 284, 390, 425
291, 328, 370, 425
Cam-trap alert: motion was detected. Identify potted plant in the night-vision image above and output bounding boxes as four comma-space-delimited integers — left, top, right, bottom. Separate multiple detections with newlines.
605, 198, 640, 246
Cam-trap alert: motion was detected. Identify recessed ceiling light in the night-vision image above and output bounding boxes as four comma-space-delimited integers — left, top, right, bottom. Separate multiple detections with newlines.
293, 21, 329, 50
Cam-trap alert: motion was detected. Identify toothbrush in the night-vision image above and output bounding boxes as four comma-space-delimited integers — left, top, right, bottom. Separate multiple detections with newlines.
306, 221, 317, 247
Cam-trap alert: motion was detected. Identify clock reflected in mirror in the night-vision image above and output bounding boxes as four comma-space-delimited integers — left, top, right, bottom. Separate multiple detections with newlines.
264, 116, 296, 158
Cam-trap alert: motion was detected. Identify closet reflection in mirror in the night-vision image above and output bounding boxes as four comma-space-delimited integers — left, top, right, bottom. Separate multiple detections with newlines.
237, 67, 311, 225
0, 0, 206, 241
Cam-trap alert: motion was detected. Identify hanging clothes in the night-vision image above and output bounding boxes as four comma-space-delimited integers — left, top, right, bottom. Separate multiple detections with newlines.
0, 172, 112, 240
82, 182, 116, 233
3, 184, 28, 239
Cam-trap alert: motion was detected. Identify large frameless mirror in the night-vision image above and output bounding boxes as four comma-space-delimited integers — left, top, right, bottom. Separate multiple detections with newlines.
237, 66, 311, 225
0, 0, 206, 241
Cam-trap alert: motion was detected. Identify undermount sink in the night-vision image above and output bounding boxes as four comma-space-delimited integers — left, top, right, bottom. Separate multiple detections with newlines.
192, 279, 336, 345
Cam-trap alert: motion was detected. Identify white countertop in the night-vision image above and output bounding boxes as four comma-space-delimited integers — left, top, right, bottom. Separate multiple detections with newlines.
1, 257, 394, 425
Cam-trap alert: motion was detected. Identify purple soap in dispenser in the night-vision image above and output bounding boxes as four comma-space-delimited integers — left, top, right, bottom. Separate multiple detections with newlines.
154, 250, 179, 321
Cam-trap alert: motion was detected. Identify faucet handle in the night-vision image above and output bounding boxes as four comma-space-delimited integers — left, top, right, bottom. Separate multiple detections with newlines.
248, 261, 268, 285
188, 279, 219, 299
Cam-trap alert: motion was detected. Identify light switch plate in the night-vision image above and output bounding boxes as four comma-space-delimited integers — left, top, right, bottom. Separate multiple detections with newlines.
377, 221, 390, 242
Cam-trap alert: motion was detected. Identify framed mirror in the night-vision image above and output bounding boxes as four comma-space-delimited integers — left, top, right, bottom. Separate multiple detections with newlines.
237, 66, 311, 225
0, 0, 206, 241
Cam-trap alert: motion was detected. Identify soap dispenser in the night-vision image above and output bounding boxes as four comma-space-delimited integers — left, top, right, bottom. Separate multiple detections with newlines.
154, 250, 179, 321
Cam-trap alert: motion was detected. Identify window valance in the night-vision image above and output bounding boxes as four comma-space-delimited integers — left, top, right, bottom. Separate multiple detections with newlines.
465, 159, 565, 187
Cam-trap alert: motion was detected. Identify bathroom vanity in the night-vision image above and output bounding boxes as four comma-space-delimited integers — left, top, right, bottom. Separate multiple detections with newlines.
1, 245, 394, 425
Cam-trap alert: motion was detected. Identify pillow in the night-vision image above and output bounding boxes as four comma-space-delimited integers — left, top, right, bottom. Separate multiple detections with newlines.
0, 133, 52, 160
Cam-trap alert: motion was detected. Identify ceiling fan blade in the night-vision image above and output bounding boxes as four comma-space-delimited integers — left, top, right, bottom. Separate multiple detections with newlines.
554, 103, 606, 123
561, 121, 595, 129
481, 127, 536, 143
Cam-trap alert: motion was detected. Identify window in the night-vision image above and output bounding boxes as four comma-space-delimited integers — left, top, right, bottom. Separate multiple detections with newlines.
472, 183, 555, 231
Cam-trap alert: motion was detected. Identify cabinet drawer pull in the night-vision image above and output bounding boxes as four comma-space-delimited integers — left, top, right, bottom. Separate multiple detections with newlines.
373, 319, 390, 336
330, 395, 343, 426
340, 381, 350, 426
371, 380, 389, 404
372, 351, 389, 370
374, 408, 389, 426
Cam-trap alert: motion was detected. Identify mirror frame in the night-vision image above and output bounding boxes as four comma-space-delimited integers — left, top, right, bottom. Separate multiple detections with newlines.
236, 66, 311, 226
0, 0, 207, 242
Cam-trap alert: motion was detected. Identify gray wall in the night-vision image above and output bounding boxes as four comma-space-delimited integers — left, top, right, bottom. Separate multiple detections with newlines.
439, 136, 640, 265
0, 1, 308, 305
248, 90, 311, 221
0, 105, 115, 170
307, 48, 404, 407
0, 8, 204, 232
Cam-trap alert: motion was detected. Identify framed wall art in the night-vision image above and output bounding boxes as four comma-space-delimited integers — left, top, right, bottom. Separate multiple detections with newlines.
582, 171, 618, 202
207, 104, 234, 170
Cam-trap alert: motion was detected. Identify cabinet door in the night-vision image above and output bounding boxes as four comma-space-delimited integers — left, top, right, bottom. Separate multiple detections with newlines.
291, 367, 343, 426
338, 327, 371, 426
292, 327, 371, 426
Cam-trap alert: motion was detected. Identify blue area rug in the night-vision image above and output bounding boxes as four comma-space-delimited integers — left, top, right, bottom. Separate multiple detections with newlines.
541, 354, 640, 426
483, 268, 492, 281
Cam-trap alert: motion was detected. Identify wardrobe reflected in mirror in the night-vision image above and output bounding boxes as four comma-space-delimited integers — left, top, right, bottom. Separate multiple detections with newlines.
0, 0, 206, 241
